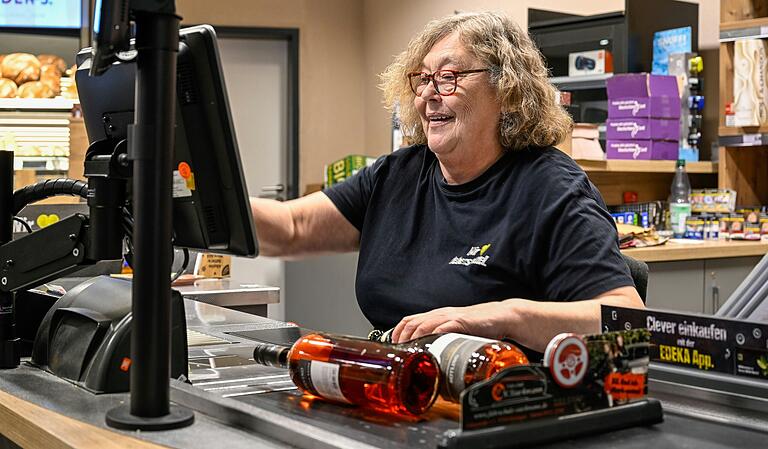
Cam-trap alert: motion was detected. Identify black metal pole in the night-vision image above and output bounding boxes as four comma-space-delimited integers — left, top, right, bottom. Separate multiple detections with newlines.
106, 9, 193, 430
0, 149, 19, 369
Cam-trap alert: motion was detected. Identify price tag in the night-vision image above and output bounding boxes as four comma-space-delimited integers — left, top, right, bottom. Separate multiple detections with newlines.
725, 114, 735, 127
743, 134, 762, 146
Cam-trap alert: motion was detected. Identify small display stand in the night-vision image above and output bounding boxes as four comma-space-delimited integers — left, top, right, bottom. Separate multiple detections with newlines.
438, 329, 663, 449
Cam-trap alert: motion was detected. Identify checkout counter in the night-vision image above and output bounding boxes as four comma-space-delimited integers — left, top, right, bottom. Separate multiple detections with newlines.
0, 283, 766, 449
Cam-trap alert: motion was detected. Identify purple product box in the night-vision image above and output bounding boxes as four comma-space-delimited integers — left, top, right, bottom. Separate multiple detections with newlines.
605, 140, 679, 160
606, 74, 680, 119
606, 118, 680, 141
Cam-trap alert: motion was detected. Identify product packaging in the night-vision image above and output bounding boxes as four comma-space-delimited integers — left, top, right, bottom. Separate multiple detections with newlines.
324, 155, 377, 188
606, 118, 680, 141
567, 49, 613, 77
606, 73, 681, 119
733, 39, 768, 127
690, 189, 738, 213
605, 140, 679, 160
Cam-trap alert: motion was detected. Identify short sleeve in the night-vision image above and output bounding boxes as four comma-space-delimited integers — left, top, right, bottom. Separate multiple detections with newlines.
322, 157, 385, 231
535, 180, 634, 301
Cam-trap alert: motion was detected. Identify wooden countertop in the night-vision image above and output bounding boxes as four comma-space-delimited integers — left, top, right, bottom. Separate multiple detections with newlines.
0, 389, 164, 449
622, 240, 768, 263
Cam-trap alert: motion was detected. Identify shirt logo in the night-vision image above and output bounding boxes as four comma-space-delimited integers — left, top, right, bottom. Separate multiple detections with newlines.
449, 244, 492, 267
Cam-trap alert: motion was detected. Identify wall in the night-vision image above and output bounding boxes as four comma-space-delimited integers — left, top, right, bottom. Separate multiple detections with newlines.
175, 0, 367, 192
361, 0, 719, 157
177, 0, 719, 188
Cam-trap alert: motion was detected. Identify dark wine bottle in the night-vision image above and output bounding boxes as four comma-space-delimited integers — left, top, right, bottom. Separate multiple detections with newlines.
253, 332, 440, 417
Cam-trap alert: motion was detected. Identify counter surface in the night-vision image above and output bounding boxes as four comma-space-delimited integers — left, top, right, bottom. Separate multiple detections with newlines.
0, 300, 766, 449
622, 240, 768, 262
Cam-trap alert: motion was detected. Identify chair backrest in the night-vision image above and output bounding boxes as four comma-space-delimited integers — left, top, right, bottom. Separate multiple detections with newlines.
622, 254, 648, 303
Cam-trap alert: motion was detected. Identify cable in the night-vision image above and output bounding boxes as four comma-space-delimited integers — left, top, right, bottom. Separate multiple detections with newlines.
170, 248, 190, 284
12, 178, 88, 215
12, 216, 32, 233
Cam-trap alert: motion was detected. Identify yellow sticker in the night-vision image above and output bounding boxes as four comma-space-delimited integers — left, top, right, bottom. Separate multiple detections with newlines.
185, 172, 196, 190
36, 214, 60, 228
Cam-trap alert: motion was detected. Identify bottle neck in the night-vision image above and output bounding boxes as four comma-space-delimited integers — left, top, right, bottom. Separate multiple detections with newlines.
252, 342, 290, 368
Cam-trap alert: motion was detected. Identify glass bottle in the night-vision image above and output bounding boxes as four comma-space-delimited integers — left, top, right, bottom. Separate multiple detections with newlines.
669, 159, 692, 238
252, 332, 439, 417
399, 333, 529, 402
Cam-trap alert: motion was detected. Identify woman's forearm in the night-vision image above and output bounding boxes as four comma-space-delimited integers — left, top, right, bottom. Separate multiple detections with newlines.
250, 192, 361, 258
500, 286, 644, 352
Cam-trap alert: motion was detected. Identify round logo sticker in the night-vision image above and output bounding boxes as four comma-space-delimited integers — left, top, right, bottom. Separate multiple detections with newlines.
545, 334, 588, 388
178, 161, 192, 179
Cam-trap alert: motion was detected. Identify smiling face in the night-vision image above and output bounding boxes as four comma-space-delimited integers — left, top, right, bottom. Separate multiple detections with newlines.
414, 32, 503, 176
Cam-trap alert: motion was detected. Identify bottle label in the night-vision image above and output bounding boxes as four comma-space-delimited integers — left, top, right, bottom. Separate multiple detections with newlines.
427, 334, 495, 401
305, 360, 350, 404
670, 203, 691, 235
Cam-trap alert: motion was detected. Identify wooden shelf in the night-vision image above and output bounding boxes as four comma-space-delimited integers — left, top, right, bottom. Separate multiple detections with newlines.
718, 1, 768, 206
576, 159, 718, 174
719, 124, 768, 136
720, 16, 768, 34
623, 240, 768, 263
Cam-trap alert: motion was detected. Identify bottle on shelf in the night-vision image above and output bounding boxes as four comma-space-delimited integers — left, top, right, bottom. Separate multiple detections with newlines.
669, 159, 692, 238
252, 332, 440, 417
398, 333, 529, 402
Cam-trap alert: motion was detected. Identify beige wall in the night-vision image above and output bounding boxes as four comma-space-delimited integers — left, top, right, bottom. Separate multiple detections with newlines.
176, 0, 717, 189
176, 0, 367, 192
362, 0, 718, 158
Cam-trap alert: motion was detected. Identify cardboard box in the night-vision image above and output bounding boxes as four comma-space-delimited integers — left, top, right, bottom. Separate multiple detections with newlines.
324, 155, 377, 188
568, 50, 613, 77
606, 74, 680, 119
605, 140, 679, 160
606, 118, 680, 141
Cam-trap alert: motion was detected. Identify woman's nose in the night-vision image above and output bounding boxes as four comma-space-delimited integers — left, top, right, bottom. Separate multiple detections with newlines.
420, 79, 442, 101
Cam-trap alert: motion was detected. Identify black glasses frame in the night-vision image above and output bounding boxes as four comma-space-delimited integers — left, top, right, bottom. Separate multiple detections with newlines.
407, 69, 489, 96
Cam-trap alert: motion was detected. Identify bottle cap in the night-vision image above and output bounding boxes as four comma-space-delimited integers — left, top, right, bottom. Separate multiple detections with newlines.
252, 342, 290, 368
542, 333, 588, 388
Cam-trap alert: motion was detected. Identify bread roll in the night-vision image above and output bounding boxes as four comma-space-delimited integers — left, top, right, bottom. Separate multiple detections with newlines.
0, 78, 17, 98
37, 54, 66, 75
40, 65, 62, 95
1, 53, 41, 85
17, 81, 55, 99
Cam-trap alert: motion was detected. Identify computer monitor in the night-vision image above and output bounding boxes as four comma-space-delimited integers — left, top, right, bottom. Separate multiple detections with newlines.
76, 25, 258, 257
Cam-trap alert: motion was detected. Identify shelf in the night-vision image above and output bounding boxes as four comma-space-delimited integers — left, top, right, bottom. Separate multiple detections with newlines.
550, 73, 613, 91
0, 98, 75, 111
623, 240, 768, 263
720, 17, 768, 41
576, 159, 718, 174
13, 156, 69, 172
718, 130, 768, 147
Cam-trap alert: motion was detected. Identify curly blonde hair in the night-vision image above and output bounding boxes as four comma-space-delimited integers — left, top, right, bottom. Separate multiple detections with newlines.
380, 11, 572, 151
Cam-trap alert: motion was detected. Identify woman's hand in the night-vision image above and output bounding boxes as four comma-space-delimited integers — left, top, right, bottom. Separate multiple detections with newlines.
391, 301, 514, 343
390, 286, 644, 350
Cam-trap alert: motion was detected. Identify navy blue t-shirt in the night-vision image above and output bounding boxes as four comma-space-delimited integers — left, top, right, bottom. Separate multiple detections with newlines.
324, 144, 633, 331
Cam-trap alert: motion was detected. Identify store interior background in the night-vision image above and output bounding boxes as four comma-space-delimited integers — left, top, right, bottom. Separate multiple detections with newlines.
6, 0, 724, 335
180, 0, 719, 335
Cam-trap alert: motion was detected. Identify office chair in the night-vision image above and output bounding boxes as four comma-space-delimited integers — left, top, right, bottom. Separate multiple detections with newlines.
622, 254, 649, 304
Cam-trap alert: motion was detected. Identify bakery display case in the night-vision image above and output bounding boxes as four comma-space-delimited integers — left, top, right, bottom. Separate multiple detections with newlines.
0, 52, 86, 195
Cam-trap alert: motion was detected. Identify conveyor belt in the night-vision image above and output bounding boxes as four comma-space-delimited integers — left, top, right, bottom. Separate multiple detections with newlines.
180, 304, 768, 449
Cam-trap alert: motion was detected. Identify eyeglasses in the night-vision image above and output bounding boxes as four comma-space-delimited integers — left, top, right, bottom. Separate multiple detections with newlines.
407, 69, 489, 96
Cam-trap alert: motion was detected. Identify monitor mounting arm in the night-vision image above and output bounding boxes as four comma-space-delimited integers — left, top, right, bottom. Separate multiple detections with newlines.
0, 139, 130, 296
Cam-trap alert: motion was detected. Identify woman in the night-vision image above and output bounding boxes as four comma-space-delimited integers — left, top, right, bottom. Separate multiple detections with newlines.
250, 11, 643, 355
